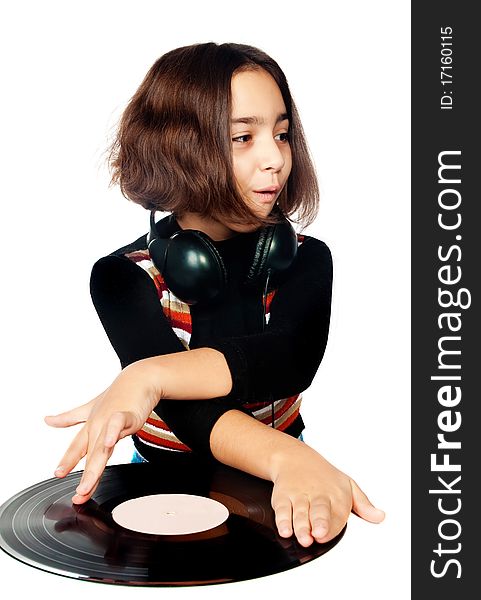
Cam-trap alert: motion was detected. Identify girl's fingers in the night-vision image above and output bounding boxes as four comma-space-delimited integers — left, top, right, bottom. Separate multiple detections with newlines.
104, 411, 136, 447
273, 491, 343, 547
272, 496, 293, 539
291, 494, 314, 548
350, 479, 385, 523
73, 446, 113, 503
73, 413, 130, 502
272, 486, 331, 547
45, 401, 94, 429
73, 462, 109, 504
308, 497, 332, 543
45, 391, 109, 429
54, 427, 89, 477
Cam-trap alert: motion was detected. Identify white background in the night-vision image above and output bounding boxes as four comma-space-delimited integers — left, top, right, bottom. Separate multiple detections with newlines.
0, 1, 410, 598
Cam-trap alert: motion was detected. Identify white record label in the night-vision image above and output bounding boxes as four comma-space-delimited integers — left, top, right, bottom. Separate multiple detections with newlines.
111, 493, 230, 535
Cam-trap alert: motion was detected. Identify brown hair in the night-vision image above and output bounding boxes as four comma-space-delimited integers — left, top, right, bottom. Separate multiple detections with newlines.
108, 42, 319, 228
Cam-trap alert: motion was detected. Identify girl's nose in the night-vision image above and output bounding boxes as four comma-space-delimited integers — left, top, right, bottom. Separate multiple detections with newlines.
258, 137, 286, 172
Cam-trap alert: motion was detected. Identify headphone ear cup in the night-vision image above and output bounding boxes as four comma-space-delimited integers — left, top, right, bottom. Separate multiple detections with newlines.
247, 220, 298, 285
161, 231, 227, 305
148, 236, 169, 274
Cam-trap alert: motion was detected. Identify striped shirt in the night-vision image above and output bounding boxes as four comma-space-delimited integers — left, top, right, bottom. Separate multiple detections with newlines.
125, 245, 304, 453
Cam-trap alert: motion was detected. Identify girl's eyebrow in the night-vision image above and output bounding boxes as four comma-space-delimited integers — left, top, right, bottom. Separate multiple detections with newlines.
231, 112, 289, 126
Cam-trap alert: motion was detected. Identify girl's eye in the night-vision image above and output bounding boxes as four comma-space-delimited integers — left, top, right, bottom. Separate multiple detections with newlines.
232, 134, 251, 143
231, 131, 290, 144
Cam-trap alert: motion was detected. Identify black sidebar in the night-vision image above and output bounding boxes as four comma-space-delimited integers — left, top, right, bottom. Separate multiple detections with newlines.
412, 2, 479, 598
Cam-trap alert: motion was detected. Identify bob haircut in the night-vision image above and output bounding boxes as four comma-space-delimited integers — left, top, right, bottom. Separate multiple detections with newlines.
109, 42, 319, 228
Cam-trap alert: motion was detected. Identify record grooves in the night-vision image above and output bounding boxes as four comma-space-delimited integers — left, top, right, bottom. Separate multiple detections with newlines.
0, 457, 345, 586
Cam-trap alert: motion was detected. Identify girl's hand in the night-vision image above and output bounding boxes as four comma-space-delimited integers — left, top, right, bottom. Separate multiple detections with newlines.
270, 444, 385, 547
45, 362, 159, 504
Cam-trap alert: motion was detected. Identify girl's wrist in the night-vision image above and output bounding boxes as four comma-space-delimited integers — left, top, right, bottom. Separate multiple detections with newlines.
269, 441, 323, 483
123, 358, 165, 410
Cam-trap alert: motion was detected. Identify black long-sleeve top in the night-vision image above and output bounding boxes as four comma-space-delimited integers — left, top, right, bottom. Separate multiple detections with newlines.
89, 214, 333, 460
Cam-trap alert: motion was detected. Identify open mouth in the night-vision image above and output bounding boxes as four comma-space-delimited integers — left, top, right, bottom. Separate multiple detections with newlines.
253, 190, 278, 203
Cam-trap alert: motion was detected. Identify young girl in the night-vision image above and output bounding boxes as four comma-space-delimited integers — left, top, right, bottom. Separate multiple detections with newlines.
45, 42, 384, 548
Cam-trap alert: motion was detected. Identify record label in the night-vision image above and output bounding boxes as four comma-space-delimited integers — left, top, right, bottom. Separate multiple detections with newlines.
111, 493, 230, 535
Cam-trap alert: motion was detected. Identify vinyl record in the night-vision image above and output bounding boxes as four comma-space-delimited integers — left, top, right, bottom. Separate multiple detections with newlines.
0, 455, 345, 586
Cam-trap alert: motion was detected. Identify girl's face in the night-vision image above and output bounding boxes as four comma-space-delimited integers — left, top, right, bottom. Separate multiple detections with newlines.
178, 68, 292, 240
230, 68, 292, 222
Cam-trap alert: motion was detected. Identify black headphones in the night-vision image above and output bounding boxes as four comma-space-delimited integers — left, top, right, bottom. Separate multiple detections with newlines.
147, 211, 298, 305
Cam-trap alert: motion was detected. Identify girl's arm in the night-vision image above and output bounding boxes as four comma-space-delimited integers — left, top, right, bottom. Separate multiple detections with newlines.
46, 349, 384, 546
46, 347, 241, 497
209, 410, 385, 546
45, 347, 232, 495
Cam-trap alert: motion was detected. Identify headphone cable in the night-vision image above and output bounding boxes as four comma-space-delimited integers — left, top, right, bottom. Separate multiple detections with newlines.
262, 271, 275, 428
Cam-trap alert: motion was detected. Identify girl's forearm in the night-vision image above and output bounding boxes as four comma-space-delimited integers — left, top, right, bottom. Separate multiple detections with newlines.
134, 348, 233, 404
208, 408, 320, 482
